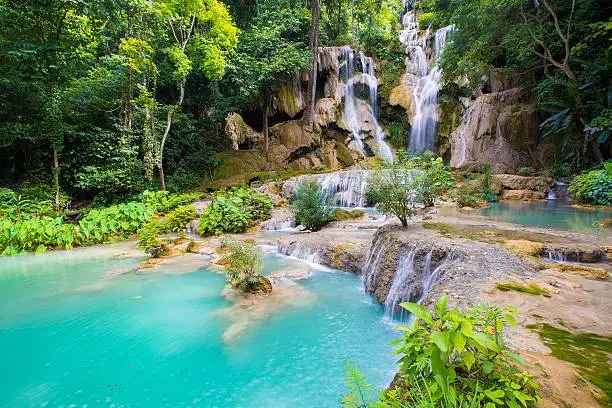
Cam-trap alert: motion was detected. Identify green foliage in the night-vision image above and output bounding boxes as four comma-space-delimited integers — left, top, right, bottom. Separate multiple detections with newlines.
136, 204, 196, 255
392, 297, 539, 407
385, 122, 408, 149
418, 12, 435, 28
198, 188, 273, 235
291, 182, 334, 231
517, 167, 534, 177
137, 218, 166, 253
165, 205, 197, 232
219, 239, 268, 292
138, 190, 201, 213
367, 153, 454, 226
341, 361, 376, 408
408, 155, 455, 208
452, 185, 480, 208
568, 167, 612, 205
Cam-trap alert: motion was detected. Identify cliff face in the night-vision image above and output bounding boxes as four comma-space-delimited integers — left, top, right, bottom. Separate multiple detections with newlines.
449, 89, 551, 173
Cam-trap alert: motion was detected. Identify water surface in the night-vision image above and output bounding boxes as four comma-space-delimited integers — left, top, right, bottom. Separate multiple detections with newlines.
0, 244, 397, 407
477, 201, 611, 233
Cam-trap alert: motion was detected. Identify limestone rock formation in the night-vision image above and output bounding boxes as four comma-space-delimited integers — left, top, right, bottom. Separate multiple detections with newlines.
502, 189, 546, 200
225, 113, 263, 150
273, 74, 306, 118
449, 89, 548, 173
388, 73, 413, 119
495, 174, 555, 192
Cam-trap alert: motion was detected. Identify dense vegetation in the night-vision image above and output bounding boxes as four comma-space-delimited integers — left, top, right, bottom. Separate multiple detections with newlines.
0, 0, 400, 201
568, 163, 612, 205
0, 189, 199, 255
198, 188, 273, 235
343, 297, 540, 407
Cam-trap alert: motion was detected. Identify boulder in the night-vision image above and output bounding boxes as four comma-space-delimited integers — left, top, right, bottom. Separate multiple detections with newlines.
495, 174, 555, 192
388, 73, 414, 118
502, 189, 546, 200
270, 120, 317, 149
225, 113, 263, 150
314, 98, 339, 129
449, 89, 542, 173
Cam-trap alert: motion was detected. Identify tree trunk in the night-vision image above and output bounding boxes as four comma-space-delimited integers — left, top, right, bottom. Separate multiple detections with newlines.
263, 99, 269, 156
158, 79, 186, 190
125, 66, 133, 133
400, 217, 408, 228
52, 145, 60, 212
305, 0, 320, 131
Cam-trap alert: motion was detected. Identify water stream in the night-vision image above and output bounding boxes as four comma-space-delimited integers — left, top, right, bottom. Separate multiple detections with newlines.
0, 244, 397, 407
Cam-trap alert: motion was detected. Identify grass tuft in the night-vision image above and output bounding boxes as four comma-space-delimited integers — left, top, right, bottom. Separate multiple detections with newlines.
496, 282, 551, 297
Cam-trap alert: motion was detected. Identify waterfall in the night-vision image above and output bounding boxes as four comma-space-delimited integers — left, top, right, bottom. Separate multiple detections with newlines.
276, 242, 325, 267
339, 47, 393, 160
399, 2, 455, 154
547, 251, 568, 262
384, 249, 452, 320
362, 232, 392, 288
296, 170, 372, 207
546, 180, 569, 201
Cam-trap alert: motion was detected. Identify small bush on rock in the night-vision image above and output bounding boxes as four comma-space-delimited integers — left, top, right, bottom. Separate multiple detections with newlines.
219, 239, 271, 294
291, 182, 334, 231
517, 167, 534, 177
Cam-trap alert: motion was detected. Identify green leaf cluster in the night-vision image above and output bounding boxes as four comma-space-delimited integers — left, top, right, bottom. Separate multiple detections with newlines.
291, 182, 334, 231
391, 297, 539, 407
198, 188, 273, 235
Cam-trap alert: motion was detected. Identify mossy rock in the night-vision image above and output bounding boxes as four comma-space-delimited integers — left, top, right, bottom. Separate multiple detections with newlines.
186, 241, 204, 253
335, 141, 355, 167
332, 208, 366, 221
595, 218, 612, 228
241, 276, 273, 295
501, 239, 544, 258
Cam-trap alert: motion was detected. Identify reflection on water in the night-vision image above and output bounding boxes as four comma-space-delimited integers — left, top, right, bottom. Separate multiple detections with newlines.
0, 245, 396, 408
478, 201, 611, 233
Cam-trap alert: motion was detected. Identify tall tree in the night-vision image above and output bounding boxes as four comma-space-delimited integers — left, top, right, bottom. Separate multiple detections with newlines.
154, 0, 238, 189
304, 0, 320, 131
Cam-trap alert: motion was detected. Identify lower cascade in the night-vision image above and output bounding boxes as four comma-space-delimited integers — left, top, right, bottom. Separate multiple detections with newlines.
295, 170, 373, 207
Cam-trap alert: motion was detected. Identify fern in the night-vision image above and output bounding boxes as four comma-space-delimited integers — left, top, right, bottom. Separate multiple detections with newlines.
342, 361, 374, 408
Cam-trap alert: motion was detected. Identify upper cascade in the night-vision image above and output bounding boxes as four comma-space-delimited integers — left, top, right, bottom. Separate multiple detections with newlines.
339, 47, 393, 161
399, 1, 454, 154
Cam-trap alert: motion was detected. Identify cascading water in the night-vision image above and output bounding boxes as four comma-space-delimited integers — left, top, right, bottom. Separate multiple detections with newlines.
546, 180, 569, 200
340, 47, 393, 161
295, 170, 373, 207
399, 1, 455, 154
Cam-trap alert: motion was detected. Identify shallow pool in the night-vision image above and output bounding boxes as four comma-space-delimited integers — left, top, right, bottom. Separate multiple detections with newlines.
477, 201, 611, 233
0, 244, 397, 408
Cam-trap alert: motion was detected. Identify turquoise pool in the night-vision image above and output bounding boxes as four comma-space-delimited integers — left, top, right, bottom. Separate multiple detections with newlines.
0, 244, 397, 407
477, 201, 611, 233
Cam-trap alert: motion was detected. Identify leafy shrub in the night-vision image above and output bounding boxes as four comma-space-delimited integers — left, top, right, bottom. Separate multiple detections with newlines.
367, 165, 418, 227
137, 218, 166, 252
219, 239, 271, 293
385, 121, 407, 149
165, 205, 197, 232
393, 297, 539, 407
453, 185, 480, 208
410, 156, 455, 207
568, 166, 612, 205
291, 182, 334, 231
198, 188, 273, 235
165, 171, 202, 193
517, 167, 534, 177
138, 190, 201, 213
418, 12, 435, 28
0, 188, 16, 205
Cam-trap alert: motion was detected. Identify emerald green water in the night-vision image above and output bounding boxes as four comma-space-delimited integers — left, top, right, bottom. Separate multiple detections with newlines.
0, 245, 397, 407
478, 201, 611, 233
